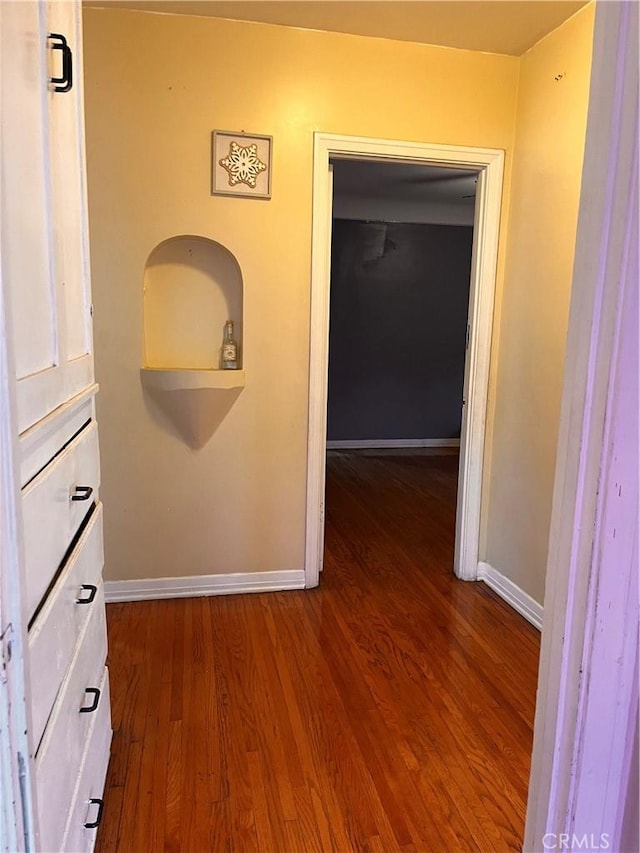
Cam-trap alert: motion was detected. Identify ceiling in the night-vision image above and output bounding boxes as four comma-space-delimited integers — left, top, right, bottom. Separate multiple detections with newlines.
332, 160, 478, 205
84, 0, 589, 56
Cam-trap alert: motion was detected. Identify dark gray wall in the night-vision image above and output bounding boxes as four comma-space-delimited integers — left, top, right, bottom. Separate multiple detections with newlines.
327, 220, 473, 441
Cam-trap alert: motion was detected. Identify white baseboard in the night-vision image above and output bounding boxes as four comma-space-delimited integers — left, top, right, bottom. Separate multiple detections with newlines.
477, 561, 543, 630
326, 438, 460, 449
104, 569, 306, 603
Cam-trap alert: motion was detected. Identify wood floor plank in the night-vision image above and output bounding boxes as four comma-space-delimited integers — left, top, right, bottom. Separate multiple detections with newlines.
114, 740, 143, 853
94, 784, 123, 853
164, 720, 182, 853
96, 452, 540, 852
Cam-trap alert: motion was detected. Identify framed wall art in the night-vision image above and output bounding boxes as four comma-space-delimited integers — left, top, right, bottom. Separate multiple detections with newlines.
212, 131, 272, 200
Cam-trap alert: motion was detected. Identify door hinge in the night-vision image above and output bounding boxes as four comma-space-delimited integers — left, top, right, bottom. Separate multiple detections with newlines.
465, 323, 470, 351
0, 623, 13, 685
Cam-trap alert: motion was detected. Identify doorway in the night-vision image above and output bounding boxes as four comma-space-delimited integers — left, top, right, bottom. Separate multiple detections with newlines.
305, 134, 504, 588
327, 160, 476, 452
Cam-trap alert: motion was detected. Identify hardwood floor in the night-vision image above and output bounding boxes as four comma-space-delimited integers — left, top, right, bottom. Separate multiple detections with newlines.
95, 452, 540, 853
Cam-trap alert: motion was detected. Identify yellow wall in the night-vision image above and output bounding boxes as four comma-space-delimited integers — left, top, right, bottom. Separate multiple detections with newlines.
484, 3, 595, 602
83, 8, 519, 582
83, 5, 593, 599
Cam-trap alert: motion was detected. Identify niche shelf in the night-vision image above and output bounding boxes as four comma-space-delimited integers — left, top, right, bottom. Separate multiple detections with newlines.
143, 235, 243, 370
141, 235, 245, 448
140, 367, 245, 392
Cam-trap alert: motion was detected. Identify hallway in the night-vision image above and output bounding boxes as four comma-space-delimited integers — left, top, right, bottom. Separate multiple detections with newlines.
96, 452, 540, 852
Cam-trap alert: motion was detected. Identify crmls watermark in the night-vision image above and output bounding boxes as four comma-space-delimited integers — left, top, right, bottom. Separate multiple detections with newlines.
542, 833, 611, 850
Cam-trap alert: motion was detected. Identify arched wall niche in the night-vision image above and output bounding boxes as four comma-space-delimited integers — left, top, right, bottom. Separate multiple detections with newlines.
143, 235, 243, 370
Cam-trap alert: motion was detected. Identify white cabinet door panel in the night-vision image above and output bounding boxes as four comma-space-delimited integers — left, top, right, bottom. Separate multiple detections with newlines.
1, 1, 94, 434
46, 1, 92, 364
0, 3, 58, 385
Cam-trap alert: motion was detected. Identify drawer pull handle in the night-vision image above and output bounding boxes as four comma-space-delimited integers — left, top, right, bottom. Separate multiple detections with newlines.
84, 798, 104, 830
71, 485, 93, 502
48, 33, 73, 93
80, 687, 101, 713
76, 584, 98, 604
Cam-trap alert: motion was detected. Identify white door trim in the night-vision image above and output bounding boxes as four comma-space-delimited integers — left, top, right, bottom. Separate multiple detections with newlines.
524, 2, 639, 849
0, 108, 36, 853
305, 133, 504, 587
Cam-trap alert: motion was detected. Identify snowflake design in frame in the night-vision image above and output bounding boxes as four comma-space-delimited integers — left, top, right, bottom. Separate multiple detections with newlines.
219, 141, 267, 188
212, 132, 272, 199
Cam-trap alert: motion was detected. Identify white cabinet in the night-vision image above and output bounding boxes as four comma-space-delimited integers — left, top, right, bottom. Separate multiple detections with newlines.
2, 0, 94, 435
0, 2, 111, 850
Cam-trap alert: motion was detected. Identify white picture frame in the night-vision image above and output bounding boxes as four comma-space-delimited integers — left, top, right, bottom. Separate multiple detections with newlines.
212, 130, 272, 199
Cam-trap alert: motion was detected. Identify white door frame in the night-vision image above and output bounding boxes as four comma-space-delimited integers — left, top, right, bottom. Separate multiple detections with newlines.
524, 1, 639, 848
0, 138, 35, 853
305, 132, 504, 588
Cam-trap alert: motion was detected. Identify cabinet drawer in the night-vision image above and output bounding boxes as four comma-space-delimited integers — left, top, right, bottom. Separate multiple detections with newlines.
18, 390, 95, 488
28, 503, 104, 751
22, 421, 100, 621
35, 595, 107, 853
62, 670, 112, 853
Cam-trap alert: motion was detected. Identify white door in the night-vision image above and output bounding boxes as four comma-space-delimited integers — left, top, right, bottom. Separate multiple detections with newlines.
1, 2, 93, 435
46, 1, 93, 370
